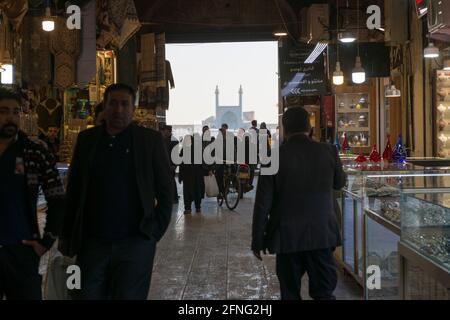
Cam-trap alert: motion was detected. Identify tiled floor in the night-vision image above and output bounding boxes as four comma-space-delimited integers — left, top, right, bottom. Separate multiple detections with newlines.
148, 181, 363, 300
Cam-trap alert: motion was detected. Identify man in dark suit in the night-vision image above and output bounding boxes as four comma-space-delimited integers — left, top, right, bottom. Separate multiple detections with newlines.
251, 106, 346, 300
59, 83, 173, 300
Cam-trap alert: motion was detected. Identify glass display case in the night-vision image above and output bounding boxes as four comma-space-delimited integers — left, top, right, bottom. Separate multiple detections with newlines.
338, 162, 428, 284
435, 70, 450, 158
363, 174, 450, 300
399, 188, 450, 299
401, 190, 450, 271
399, 186, 450, 299
336, 92, 370, 151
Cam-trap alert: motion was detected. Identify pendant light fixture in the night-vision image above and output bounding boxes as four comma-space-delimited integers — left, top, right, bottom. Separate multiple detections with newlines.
424, 42, 440, 59
352, 0, 366, 84
338, 0, 356, 43
385, 81, 401, 98
333, 0, 344, 85
42, 0, 55, 32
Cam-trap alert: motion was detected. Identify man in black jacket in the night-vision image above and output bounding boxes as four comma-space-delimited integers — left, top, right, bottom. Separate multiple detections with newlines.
60, 83, 173, 300
0, 88, 65, 300
251, 107, 346, 300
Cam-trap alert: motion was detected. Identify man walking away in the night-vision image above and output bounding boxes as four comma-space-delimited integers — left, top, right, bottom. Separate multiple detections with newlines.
0, 87, 65, 300
162, 125, 180, 203
251, 107, 346, 300
59, 83, 173, 300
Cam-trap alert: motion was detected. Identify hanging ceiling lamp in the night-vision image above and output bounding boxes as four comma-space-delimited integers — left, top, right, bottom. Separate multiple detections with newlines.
352, 0, 366, 84
424, 42, 440, 59
385, 81, 401, 98
339, 31, 356, 43
42, 1, 55, 32
333, 62, 344, 85
333, 0, 344, 85
339, 1, 356, 43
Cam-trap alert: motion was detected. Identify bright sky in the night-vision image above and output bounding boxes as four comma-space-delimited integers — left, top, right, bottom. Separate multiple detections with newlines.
166, 41, 279, 125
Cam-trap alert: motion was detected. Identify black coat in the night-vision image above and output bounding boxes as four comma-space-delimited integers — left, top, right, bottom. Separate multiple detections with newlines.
59, 123, 173, 257
179, 146, 205, 201
252, 134, 346, 254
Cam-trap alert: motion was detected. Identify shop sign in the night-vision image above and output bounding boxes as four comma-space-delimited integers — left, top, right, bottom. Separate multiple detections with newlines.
280, 43, 326, 97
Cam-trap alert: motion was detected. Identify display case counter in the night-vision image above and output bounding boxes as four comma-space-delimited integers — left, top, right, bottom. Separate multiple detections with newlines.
337, 162, 431, 285
399, 188, 450, 299
363, 174, 450, 299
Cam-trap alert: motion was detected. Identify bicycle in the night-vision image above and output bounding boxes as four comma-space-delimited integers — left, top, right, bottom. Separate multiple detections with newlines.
216, 162, 244, 211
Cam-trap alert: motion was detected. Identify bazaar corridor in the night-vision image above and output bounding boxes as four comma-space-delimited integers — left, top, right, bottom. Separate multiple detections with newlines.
147, 181, 362, 300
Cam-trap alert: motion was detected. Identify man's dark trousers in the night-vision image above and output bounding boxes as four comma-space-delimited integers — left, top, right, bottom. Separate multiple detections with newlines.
73, 236, 157, 300
0, 245, 42, 300
276, 248, 337, 300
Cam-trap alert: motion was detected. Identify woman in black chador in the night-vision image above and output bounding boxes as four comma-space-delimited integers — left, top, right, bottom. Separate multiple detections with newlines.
179, 135, 205, 214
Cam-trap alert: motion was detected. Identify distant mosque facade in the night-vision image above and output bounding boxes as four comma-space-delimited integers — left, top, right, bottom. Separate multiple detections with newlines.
203, 85, 254, 130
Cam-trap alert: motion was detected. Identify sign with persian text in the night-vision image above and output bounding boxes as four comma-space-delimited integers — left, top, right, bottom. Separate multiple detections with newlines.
279, 42, 326, 97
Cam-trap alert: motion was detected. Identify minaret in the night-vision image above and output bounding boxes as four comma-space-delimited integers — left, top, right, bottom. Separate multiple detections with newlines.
238, 85, 243, 108
215, 85, 220, 109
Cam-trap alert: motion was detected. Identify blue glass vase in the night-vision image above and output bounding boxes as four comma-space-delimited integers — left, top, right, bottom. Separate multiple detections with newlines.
392, 134, 407, 164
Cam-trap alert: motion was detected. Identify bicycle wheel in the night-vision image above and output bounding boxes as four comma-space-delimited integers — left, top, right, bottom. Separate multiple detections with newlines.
225, 176, 241, 211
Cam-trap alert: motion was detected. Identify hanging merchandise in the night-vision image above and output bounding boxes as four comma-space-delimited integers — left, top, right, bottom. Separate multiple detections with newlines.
0, 0, 28, 31
139, 33, 157, 108
21, 17, 52, 87
50, 17, 81, 89
139, 32, 171, 115
383, 134, 393, 162
96, 50, 116, 100
156, 60, 175, 110
392, 134, 407, 164
96, 0, 141, 50
369, 145, 382, 163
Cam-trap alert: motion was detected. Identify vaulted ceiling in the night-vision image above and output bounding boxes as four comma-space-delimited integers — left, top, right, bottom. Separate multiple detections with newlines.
133, 0, 385, 43
134, 0, 303, 42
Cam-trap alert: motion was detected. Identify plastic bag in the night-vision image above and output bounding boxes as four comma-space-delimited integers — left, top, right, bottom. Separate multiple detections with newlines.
204, 175, 219, 198
43, 242, 76, 300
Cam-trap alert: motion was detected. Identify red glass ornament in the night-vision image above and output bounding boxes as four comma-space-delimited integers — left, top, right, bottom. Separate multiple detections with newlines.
383, 135, 393, 162
355, 153, 367, 163
369, 145, 381, 162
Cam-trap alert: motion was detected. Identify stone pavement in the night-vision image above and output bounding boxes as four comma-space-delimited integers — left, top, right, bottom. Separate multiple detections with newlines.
148, 181, 363, 300
37, 180, 362, 300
